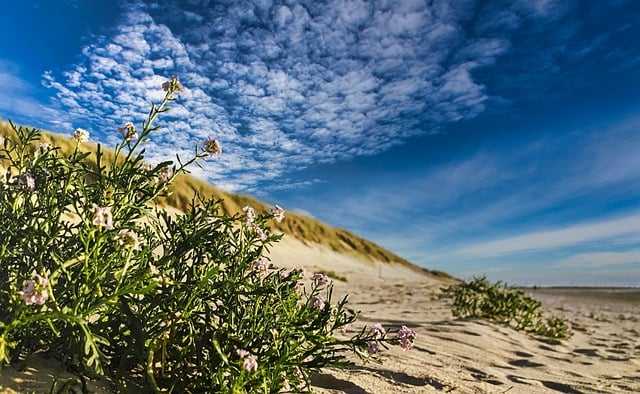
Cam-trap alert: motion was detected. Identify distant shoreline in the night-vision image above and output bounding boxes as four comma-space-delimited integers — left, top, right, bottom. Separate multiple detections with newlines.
523, 286, 640, 305
521, 286, 640, 290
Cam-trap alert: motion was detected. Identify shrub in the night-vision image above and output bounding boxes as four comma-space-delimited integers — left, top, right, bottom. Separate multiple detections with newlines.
0, 77, 414, 393
442, 276, 570, 339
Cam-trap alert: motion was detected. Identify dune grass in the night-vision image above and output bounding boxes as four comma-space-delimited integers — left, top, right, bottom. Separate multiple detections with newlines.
0, 119, 452, 280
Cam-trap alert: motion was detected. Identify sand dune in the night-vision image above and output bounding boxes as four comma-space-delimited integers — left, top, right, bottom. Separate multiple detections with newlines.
1, 237, 638, 393
271, 238, 639, 394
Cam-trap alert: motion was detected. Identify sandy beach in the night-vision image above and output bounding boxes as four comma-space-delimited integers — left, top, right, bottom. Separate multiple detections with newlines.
271, 238, 640, 394
1, 237, 638, 393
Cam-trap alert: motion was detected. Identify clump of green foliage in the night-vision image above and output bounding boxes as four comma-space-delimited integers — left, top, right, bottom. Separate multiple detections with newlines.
443, 276, 570, 339
0, 77, 414, 393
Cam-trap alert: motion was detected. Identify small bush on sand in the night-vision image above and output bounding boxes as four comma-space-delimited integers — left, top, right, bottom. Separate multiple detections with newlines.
0, 77, 414, 393
443, 276, 570, 339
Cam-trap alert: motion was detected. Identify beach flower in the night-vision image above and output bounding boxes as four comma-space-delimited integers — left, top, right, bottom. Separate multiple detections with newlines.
18, 272, 50, 305
116, 229, 140, 250
252, 257, 269, 277
236, 349, 258, 372
366, 340, 380, 355
37, 142, 51, 150
154, 165, 173, 184
203, 137, 222, 158
17, 172, 35, 191
311, 273, 330, 286
295, 267, 306, 279
91, 204, 114, 230
270, 205, 285, 223
162, 76, 183, 92
118, 122, 138, 141
397, 325, 417, 351
255, 226, 268, 241
370, 322, 386, 338
72, 128, 89, 143
311, 294, 326, 310
242, 205, 255, 226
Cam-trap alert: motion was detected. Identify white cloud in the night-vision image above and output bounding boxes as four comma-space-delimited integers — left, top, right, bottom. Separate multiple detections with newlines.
553, 250, 640, 268
456, 213, 640, 258
39, 0, 515, 192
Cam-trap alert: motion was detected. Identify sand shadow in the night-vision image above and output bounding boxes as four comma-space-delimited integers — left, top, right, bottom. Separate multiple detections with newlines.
355, 366, 442, 389
507, 359, 545, 368
310, 373, 369, 393
540, 380, 584, 393
465, 366, 505, 386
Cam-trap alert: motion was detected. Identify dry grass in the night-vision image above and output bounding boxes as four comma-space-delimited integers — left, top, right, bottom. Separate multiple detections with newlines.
0, 120, 452, 279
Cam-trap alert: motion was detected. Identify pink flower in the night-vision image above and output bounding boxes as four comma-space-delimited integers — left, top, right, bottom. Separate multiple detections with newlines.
370, 322, 386, 338
311, 294, 326, 310
236, 349, 258, 372
204, 137, 221, 158
366, 340, 380, 355
72, 128, 89, 143
252, 257, 269, 277
118, 122, 138, 141
91, 204, 114, 230
397, 325, 417, 351
311, 273, 330, 286
154, 166, 173, 184
18, 272, 50, 305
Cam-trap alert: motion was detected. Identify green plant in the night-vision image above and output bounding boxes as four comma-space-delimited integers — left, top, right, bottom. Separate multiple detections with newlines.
0, 77, 415, 393
442, 276, 570, 339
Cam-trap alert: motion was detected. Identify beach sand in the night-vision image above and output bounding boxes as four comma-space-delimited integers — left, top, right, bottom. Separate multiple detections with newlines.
1, 237, 638, 393
270, 238, 640, 394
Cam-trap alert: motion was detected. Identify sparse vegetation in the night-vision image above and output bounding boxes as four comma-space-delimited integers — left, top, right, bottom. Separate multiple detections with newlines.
0, 120, 452, 282
0, 78, 416, 392
443, 276, 570, 339
315, 270, 348, 283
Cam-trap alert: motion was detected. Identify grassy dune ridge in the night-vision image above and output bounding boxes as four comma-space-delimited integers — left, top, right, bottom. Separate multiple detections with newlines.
0, 120, 452, 279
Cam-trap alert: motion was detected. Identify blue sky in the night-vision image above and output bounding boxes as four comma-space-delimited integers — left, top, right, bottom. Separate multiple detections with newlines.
2, 0, 640, 286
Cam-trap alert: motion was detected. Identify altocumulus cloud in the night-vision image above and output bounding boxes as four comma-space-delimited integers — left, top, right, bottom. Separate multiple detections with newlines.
44, 0, 517, 192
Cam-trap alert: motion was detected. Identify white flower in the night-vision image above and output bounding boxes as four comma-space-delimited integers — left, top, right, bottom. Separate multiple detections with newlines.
242, 206, 255, 226
91, 204, 113, 230
116, 229, 140, 250
72, 128, 89, 143
270, 205, 285, 223
255, 226, 268, 241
